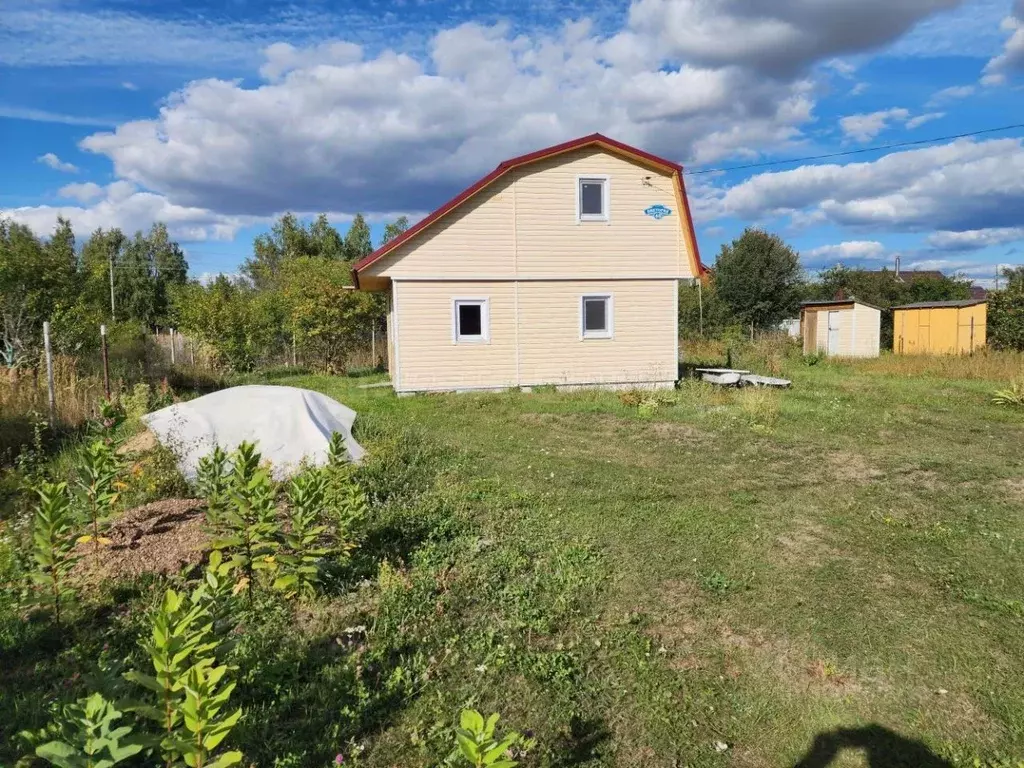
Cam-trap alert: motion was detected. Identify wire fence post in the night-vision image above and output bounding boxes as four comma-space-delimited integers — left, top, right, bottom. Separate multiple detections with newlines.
169, 328, 176, 366
292, 334, 297, 367
43, 320, 56, 427
371, 324, 376, 366
190, 338, 195, 366
100, 323, 111, 400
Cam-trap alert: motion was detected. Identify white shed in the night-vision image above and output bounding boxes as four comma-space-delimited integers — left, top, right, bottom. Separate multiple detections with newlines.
800, 299, 881, 358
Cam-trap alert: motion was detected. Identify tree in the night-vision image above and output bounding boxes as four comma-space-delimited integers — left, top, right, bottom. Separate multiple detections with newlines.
172, 277, 285, 371
0, 219, 81, 364
381, 215, 409, 245
343, 214, 372, 263
278, 257, 376, 372
714, 228, 804, 330
243, 213, 346, 288
1001, 265, 1024, 290
678, 276, 733, 338
989, 284, 1024, 351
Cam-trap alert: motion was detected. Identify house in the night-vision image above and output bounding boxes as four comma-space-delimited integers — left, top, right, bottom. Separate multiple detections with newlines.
800, 299, 881, 357
892, 299, 987, 355
352, 134, 704, 393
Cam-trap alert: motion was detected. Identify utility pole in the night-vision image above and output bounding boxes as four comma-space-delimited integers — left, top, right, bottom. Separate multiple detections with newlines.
108, 249, 116, 320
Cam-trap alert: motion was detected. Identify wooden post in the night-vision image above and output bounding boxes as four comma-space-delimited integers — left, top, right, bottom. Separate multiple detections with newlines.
697, 279, 704, 337
970, 316, 975, 354
169, 328, 176, 365
371, 324, 376, 366
100, 324, 111, 400
43, 320, 56, 427
292, 334, 297, 367
190, 338, 195, 366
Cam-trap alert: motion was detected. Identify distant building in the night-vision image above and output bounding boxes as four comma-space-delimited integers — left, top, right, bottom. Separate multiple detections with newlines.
800, 298, 881, 358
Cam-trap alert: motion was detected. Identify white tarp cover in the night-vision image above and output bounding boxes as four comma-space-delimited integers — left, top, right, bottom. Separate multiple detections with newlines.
143, 385, 365, 480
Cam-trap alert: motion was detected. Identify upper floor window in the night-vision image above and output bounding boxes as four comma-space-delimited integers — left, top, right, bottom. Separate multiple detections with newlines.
577, 176, 609, 222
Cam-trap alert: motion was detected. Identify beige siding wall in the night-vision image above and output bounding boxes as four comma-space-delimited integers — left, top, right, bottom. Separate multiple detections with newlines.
851, 304, 881, 357
510, 147, 687, 278
369, 182, 516, 279
393, 281, 518, 391
805, 304, 879, 357
363, 146, 694, 281
517, 280, 677, 385
393, 279, 676, 391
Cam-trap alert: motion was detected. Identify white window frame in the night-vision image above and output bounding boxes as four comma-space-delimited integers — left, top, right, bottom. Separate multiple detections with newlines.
580, 293, 614, 340
576, 175, 610, 222
452, 297, 490, 344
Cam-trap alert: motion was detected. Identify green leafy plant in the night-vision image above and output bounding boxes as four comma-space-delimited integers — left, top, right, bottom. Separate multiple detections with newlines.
212, 443, 281, 602
28, 692, 143, 768
451, 710, 529, 768
92, 399, 126, 438
28, 481, 80, 627
992, 381, 1024, 408
197, 446, 231, 533
125, 587, 241, 768
327, 431, 350, 467
75, 440, 122, 558
275, 469, 330, 598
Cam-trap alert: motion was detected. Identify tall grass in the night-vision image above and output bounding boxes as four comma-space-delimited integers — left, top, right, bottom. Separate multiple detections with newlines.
851, 349, 1024, 381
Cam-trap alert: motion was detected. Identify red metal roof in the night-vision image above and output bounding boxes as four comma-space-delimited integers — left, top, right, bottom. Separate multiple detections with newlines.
352, 133, 705, 286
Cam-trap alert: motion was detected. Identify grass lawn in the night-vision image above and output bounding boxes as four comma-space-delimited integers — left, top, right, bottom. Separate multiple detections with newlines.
269, 351, 1024, 766
2, 348, 1022, 768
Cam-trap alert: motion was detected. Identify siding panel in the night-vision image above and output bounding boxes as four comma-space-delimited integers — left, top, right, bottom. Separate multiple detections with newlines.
394, 281, 517, 391
517, 280, 677, 385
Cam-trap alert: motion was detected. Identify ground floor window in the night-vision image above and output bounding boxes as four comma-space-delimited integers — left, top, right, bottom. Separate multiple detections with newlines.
581, 294, 613, 339
452, 298, 489, 343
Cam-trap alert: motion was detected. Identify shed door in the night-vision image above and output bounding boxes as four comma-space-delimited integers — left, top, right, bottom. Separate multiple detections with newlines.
827, 311, 841, 355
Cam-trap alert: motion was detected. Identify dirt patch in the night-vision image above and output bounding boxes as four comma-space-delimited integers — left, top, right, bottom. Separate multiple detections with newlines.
117, 429, 157, 455
1003, 477, 1024, 502
826, 451, 883, 484
774, 520, 840, 568
73, 498, 208, 585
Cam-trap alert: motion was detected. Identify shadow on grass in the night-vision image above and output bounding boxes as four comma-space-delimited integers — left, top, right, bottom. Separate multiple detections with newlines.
792, 725, 952, 768
552, 716, 611, 766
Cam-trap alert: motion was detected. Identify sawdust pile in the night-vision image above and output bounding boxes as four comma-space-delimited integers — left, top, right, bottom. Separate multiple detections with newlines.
73, 498, 209, 585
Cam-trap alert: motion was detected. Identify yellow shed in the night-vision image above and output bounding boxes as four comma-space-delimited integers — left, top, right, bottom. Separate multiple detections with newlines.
892, 299, 987, 355
800, 298, 881, 358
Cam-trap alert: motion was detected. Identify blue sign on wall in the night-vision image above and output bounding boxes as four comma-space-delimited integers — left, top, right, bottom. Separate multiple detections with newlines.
644, 204, 672, 220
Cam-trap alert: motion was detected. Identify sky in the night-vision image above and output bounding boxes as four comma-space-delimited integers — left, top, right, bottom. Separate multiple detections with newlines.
2, 0, 1024, 286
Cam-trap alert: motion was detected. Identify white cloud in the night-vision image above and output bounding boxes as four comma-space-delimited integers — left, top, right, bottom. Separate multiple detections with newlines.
839, 108, 910, 142
905, 111, 944, 129
806, 240, 888, 261
983, 2, 1024, 85
702, 137, 1024, 234
4, 105, 113, 126
121, 81, 139, 91
6, 182, 258, 242
75, 21, 821, 217
628, 0, 963, 75
37, 152, 79, 173
926, 227, 1024, 251
850, 82, 869, 96
839, 108, 943, 141
58, 182, 105, 203
926, 84, 975, 105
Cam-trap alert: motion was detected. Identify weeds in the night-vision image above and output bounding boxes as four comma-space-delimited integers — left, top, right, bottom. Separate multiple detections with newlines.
27, 481, 79, 626
451, 710, 531, 768
992, 380, 1024, 407
74, 440, 122, 559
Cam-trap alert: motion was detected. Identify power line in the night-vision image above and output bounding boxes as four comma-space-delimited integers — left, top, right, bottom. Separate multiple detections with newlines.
684, 122, 1024, 176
